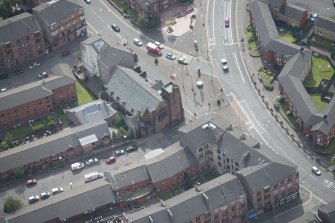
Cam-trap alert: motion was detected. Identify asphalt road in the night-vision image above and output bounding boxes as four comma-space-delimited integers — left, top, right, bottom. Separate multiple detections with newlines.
207, 0, 335, 211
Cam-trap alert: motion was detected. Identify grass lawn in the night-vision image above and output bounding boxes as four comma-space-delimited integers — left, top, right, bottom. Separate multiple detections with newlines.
278, 101, 300, 130
304, 55, 335, 87
76, 82, 95, 106
309, 34, 335, 50
159, 192, 173, 201
259, 70, 274, 84
7, 123, 32, 139
279, 32, 296, 43
310, 93, 327, 112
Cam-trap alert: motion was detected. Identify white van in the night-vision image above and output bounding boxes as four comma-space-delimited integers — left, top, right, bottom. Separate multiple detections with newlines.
84, 171, 103, 183
71, 162, 84, 171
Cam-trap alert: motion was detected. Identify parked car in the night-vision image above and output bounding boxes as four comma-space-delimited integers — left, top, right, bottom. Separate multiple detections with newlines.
154, 41, 164, 49
133, 38, 143, 46
29, 62, 41, 69
126, 145, 138, 153
28, 195, 39, 203
12, 69, 24, 75
40, 192, 51, 199
71, 162, 85, 171
84, 0, 91, 4
62, 50, 71, 57
178, 56, 188, 65
312, 166, 321, 176
310, 13, 318, 22
1, 88, 7, 93
166, 52, 176, 60
225, 17, 230, 27
26, 178, 37, 186
38, 71, 49, 79
51, 187, 63, 195
111, 24, 120, 32
106, 156, 116, 164
115, 149, 125, 156
86, 158, 98, 165
221, 58, 229, 71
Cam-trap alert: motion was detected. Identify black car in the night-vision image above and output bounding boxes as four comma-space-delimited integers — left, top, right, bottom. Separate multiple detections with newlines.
111, 24, 120, 32
126, 145, 138, 153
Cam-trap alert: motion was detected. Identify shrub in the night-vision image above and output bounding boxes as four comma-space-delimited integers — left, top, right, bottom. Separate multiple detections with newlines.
4, 196, 22, 213
263, 83, 274, 91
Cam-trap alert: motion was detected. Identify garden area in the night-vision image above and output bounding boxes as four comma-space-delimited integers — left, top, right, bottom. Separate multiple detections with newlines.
76, 82, 95, 106
246, 25, 261, 57
277, 26, 296, 43
273, 96, 301, 130
308, 34, 335, 51
258, 67, 275, 91
111, 113, 134, 143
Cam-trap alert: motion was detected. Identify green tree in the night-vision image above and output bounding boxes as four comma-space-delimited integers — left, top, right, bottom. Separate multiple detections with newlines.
0, 0, 20, 19
137, 13, 146, 27
4, 196, 22, 213
331, 155, 335, 165
12, 167, 25, 178
113, 113, 125, 127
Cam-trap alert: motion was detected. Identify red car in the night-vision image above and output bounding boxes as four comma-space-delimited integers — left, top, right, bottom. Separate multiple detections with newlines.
106, 156, 116, 164
62, 50, 71, 57
225, 17, 230, 27
26, 178, 37, 186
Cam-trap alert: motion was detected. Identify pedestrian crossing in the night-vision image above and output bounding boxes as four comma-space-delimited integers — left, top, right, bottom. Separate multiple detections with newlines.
162, 29, 193, 41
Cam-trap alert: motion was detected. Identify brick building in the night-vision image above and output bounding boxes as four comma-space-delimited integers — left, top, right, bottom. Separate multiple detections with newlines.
33, 0, 86, 52
0, 12, 44, 70
0, 73, 77, 129
314, 16, 335, 42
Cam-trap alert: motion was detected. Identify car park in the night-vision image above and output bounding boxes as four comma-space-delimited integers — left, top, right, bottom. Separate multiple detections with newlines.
40, 192, 51, 199
221, 58, 229, 71
166, 52, 176, 60
29, 62, 40, 69
111, 24, 120, 32
225, 17, 230, 27
106, 156, 116, 164
312, 166, 321, 176
86, 158, 98, 165
154, 41, 164, 49
115, 149, 125, 156
126, 145, 138, 153
38, 71, 49, 79
26, 178, 37, 186
62, 50, 71, 57
51, 187, 63, 195
178, 56, 188, 65
133, 38, 143, 46
28, 195, 39, 203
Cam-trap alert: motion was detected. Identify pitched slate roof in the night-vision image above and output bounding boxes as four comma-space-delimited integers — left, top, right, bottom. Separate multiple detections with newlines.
127, 173, 246, 223
315, 16, 335, 33
0, 120, 109, 173
145, 143, 197, 183
5, 180, 115, 223
33, 0, 82, 25
0, 12, 41, 44
0, 75, 75, 112
105, 66, 163, 114
318, 200, 335, 222
280, 4, 307, 21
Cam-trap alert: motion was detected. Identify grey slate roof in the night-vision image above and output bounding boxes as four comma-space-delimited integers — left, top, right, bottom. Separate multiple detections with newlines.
33, 0, 82, 25
0, 12, 41, 44
315, 16, 335, 33
145, 143, 197, 183
280, 4, 307, 21
237, 162, 297, 193
318, 200, 335, 222
6, 180, 115, 223
65, 99, 116, 125
98, 43, 135, 69
0, 120, 109, 173
127, 173, 246, 223
0, 75, 75, 112
105, 66, 163, 114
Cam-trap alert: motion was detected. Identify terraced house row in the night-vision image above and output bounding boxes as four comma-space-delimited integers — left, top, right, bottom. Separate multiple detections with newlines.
249, 0, 335, 147
2, 114, 300, 223
0, 0, 86, 70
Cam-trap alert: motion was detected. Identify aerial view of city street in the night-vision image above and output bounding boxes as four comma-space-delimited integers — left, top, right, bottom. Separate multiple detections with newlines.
0, 0, 335, 222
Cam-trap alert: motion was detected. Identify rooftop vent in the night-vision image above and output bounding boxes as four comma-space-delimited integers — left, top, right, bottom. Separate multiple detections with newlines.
133, 66, 141, 73
226, 123, 233, 131
202, 123, 209, 130
140, 71, 147, 78
208, 123, 216, 130
202, 192, 209, 201
253, 142, 260, 148
239, 132, 246, 140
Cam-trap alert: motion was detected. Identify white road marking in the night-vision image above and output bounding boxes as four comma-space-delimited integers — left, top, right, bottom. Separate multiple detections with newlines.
234, 53, 245, 83
212, 0, 216, 45
224, 43, 239, 46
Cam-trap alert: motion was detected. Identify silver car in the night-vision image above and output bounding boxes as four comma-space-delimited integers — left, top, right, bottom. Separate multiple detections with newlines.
86, 158, 98, 165
133, 38, 143, 46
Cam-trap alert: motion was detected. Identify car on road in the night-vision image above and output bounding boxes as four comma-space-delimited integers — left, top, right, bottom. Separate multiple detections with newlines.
29, 62, 41, 70
115, 149, 125, 156
221, 58, 229, 71
133, 38, 143, 46
84, 0, 91, 4
333, 0, 335, 6
28, 195, 39, 203
62, 50, 71, 57
38, 71, 49, 79
106, 156, 116, 164
1, 88, 7, 93
178, 56, 188, 65
111, 24, 120, 32
312, 166, 321, 176
225, 17, 230, 27
86, 158, 98, 165
310, 13, 318, 22
40, 192, 51, 199
26, 178, 37, 186
51, 187, 63, 195
166, 52, 176, 60
126, 145, 138, 153
154, 41, 164, 49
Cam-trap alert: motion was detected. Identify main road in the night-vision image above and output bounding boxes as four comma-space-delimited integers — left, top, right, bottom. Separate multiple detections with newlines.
207, 0, 335, 210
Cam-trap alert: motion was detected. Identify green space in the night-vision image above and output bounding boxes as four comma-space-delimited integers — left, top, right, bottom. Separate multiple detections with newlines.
75, 82, 95, 106
304, 55, 334, 88
309, 34, 335, 51
165, 17, 175, 26
159, 192, 173, 201
279, 32, 296, 43
258, 70, 274, 84
277, 100, 300, 130
310, 93, 327, 112
246, 25, 261, 57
